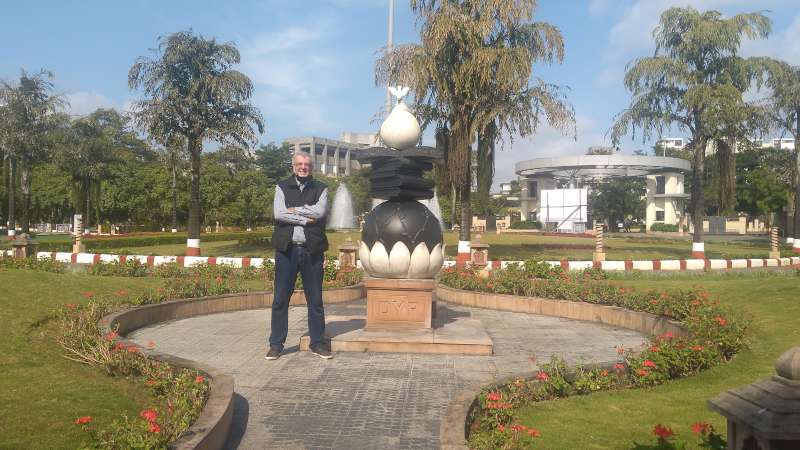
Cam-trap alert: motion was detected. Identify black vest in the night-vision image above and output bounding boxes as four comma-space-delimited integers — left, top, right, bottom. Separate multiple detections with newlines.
271, 176, 329, 255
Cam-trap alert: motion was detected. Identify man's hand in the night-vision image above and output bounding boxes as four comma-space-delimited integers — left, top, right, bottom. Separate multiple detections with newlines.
306, 218, 316, 224
288, 207, 295, 212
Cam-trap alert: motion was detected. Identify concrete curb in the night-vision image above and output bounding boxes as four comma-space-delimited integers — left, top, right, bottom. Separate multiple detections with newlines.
11, 250, 799, 272
436, 285, 685, 337
98, 285, 365, 450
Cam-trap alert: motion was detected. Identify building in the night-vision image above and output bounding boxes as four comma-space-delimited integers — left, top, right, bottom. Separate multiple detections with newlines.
513, 155, 691, 230
283, 132, 378, 177
657, 136, 797, 155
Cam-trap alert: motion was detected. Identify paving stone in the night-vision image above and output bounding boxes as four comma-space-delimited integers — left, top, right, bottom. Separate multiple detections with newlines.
128, 297, 646, 450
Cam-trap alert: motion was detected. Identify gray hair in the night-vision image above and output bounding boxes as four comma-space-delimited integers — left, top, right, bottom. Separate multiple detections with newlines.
293, 151, 312, 164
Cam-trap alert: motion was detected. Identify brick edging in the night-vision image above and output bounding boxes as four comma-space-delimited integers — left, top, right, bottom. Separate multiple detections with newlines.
98, 285, 365, 450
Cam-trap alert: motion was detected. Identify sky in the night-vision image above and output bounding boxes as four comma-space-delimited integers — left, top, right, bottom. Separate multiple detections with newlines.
3, 0, 800, 189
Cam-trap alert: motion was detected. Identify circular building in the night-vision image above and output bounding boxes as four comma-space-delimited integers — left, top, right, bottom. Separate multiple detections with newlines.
514, 155, 691, 230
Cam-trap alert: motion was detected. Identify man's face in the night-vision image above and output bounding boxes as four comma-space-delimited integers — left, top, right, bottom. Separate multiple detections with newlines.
292, 156, 313, 178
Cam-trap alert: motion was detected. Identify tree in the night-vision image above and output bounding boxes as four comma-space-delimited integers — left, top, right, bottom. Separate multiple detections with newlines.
609, 7, 771, 257
129, 29, 264, 255
375, 0, 576, 247
741, 168, 788, 227
55, 109, 137, 232
0, 69, 67, 237
155, 135, 187, 232
253, 141, 293, 181
754, 59, 800, 246
589, 179, 646, 228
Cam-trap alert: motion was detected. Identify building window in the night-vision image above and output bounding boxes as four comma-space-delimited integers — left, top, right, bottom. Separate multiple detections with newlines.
656, 176, 666, 195
529, 211, 537, 221
529, 181, 537, 199
655, 211, 664, 221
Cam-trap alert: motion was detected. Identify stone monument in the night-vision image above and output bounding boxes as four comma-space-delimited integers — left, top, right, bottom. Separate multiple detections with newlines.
299, 86, 491, 355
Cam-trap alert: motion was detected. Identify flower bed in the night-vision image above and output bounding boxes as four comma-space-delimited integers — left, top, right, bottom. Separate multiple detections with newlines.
436, 259, 751, 449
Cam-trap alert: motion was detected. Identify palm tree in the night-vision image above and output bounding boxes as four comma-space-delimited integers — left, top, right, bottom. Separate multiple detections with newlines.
375, 0, 576, 252
155, 135, 187, 233
754, 60, 800, 250
0, 69, 67, 238
128, 29, 264, 256
609, 7, 771, 258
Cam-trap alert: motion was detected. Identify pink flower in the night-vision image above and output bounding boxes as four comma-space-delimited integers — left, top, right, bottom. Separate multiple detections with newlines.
86, 293, 93, 297
148, 341, 154, 346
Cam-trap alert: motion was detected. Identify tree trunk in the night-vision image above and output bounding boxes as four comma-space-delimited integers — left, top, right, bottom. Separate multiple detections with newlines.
187, 135, 202, 255
172, 165, 178, 232
691, 138, 706, 252
459, 183, 471, 242
793, 112, 800, 250
20, 154, 32, 235
451, 184, 458, 229
6, 157, 15, 240
85, 179, 91, 235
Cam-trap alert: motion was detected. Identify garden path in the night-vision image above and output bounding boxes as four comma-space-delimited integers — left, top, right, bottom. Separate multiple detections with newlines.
127, 296, 647, 450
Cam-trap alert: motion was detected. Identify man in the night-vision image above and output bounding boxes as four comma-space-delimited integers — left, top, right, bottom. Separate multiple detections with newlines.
266, 151, 332, 360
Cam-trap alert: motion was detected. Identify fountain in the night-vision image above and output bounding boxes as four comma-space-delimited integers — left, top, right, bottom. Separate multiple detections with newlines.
329, 184, 356, 229
300, 85, 493, 356
419, 191, 444, 230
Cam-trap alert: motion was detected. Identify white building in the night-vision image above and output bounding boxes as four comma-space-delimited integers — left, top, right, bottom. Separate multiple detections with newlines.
284, 132, 378, 177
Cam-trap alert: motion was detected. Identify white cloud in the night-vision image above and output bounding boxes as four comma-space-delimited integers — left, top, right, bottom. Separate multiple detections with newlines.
740, 11, 800, 64
65, 91, 120, 116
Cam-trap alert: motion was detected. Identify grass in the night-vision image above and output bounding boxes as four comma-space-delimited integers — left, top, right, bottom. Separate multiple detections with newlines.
0, 270, 165, 450
513, 276, 800, 449
60, 231, 779, 261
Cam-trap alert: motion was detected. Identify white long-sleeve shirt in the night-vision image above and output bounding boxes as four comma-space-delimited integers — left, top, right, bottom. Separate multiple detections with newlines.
273, 179, 328, 244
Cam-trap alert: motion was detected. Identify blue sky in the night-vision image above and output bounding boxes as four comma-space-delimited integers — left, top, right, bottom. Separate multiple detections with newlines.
3, 0, 799, 188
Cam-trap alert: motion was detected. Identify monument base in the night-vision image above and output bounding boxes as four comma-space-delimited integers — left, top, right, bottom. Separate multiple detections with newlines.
299, 315, 493, 355
593, 252, 606, 262
73, 244, 85, 253
769, 251, 781, 259
365, 278, 435, 329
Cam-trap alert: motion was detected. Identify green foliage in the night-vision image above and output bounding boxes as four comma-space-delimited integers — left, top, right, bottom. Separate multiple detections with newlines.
507, 220, 541, 230
0, 253, 67, 272
31, 230, 274, 252
589, 179, 646, 225
650, 223, 679, 232
253, 141, 293, 182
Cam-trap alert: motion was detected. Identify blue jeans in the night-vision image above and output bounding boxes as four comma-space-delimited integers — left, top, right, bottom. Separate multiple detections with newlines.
269, 247, 326, 351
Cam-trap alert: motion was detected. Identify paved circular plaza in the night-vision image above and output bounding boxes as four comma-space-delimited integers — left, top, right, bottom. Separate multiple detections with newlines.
128, 297, 647, 450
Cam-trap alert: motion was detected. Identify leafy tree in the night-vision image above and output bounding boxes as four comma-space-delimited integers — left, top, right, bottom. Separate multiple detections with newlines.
129, 29, 264, 255
0, 69, 68, 235
589, 179, 646, 227
609, 7, 771, 254
375, 0, 576, 243
253, 141, 293, 181
741, 168, 788, 227
232, 169, 274, 230
55, 109, 138, 231
754, 59, 800, 241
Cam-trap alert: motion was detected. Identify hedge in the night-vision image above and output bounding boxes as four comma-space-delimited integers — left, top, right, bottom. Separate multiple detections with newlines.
508, 220, 542, 230
649, 223, 679, 232
20, 230, 273, 252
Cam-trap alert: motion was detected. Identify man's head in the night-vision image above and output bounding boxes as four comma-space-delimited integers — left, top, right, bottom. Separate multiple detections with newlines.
292, 152, 313, 179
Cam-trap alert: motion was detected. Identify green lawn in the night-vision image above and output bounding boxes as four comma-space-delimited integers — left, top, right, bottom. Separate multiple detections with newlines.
514, 276, 799, 449
97, 231, 776, 261
0, 271, 165, 450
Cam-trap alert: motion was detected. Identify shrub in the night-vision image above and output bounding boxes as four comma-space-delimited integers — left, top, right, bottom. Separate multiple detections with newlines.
650, 223, 679, 232
0, 254, 67, 273
29, 230, 273, 252
508, 220, 542, 230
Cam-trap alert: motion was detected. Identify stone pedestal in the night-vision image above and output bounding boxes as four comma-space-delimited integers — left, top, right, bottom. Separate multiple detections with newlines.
593, 252, 606, 262
11, 234, 38, 259
73, 217, 86, 253
769, 227, 781, 259
365, 278, 434, 330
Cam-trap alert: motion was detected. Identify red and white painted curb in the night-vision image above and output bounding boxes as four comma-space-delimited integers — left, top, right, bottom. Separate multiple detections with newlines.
6, 251, 800, 272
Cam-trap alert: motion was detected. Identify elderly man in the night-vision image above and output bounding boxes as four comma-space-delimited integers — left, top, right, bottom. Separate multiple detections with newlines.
266, 151, 332, 360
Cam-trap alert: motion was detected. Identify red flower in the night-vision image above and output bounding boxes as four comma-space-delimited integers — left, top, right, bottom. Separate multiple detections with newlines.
67, 303, 75, 308
195, 376, 204, 383
140, 409, 158, 423
86, 293, 93, 297
157, 289, 164, 293
653, 424, 674, 439
613, 364, 624, 370
638, 370, 649, 375
117, 291, 125, 296
694, 346, 704, 351
497, 425, 505, 431
487, 393, 500, 401
692, 301, 700, 306
76, 416, 91, 424
649, 299, 659, 303
515, 382, 521, 387
650, 347, 659, 352
528, 429, 540, 437
692, 422, 713, 435
216, 277, 223, 281
595, 276, 601, 280
662, 333, 674, 338
136, 281, 142, 284
618, 348, 624, 354
601, 371, 609, 376
536, 373, 548, 379
486, 283, 492, 287
148, 341, 154, 346
148, 423, 161, 433
643, 361, 656, 368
